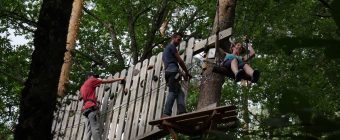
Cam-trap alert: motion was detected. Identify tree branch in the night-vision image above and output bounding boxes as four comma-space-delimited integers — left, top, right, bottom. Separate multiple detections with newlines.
127, 10, 139, 64
140, 0, 170, 61
83, 7, 125, 66
133, 7, 152, 24
318, 0, 332, 10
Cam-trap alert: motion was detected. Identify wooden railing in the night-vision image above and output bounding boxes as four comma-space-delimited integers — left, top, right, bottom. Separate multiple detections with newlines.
51, 28, 232, 140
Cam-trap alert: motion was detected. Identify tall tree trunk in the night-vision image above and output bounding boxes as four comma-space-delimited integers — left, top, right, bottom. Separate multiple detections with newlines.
14, 0, 73, 139
58, 0, 83, 96
197, 0, 237, 109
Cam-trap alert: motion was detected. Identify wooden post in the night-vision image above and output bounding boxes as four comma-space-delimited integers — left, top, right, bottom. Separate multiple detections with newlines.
58, 0, 83, 96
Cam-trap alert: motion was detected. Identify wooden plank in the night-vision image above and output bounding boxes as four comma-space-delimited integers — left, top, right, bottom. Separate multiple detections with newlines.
107, 69, 127, 140
58, 95, 73, 139
54, 96, 69, 139
52, 97, 63, 139
70, 99, 83, 140
123, 62, 141, 140
76, 116, 86, 140
146, 52, 163, 132
136, 129, 168, 140
138, 56, 156, 135
100, 74, 120, 139
64, 96, 79, 140
182, 38, 194, 106
115, 66, 134, 140
102, 73, 120, 139
193, 28, 232, 55
156, 54, 167, 118
130, 59, 148, 138
149, 105, 236, 125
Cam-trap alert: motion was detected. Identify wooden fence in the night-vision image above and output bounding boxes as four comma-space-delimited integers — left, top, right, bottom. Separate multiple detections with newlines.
51, 28, 232, 140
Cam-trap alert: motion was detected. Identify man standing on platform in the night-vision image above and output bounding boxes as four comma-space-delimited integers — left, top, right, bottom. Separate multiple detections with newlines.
162, 32, 191, 117
80, 72, 124, 140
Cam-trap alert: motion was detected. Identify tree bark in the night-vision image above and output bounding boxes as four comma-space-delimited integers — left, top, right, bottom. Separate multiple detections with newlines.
14, 0, 73, 139
126, 8, 139, 64
58, 0, 83, 96
197, 0, 237, 109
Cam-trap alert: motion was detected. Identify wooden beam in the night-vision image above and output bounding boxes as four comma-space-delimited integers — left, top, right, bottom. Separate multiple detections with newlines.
193, 28, 232, 55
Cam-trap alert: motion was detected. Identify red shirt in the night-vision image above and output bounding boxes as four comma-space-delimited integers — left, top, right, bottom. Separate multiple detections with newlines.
80, 77, 102, 111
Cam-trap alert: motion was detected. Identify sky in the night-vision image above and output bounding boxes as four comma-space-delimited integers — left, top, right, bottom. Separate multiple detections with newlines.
0, 29, 29, 46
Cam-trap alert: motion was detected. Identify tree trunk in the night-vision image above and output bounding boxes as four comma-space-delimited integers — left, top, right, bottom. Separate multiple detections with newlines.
197, 0, 237, 109
58, 0, 83, 96
126, 9, 139, 64
140, 0, 169, 61
14, 0, 73, 139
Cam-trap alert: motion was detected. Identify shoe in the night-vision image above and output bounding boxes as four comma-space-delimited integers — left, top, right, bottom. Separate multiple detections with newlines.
161, 114, 170, 119
235, 69, 245, 82
251, 70, 260, 83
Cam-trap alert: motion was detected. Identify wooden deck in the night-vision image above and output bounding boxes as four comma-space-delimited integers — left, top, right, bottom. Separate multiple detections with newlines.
147, 105, 237, 139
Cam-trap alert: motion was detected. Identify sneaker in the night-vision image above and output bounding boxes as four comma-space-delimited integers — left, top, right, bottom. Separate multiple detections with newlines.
251, 70, 260, 83
161, 114, 170, 119
235, 69, 245, 82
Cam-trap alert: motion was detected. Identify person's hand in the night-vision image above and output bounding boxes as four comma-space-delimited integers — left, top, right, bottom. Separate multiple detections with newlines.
243, 35, 249, 43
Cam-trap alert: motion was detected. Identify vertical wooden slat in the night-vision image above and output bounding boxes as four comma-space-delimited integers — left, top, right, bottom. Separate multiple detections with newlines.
155, 57, 167, 119
102, 73, 120, 139
138, 56, 156, 135
130, 59, 148, 138
54, 96, 69, 139
146, 52, 163, 132
58, 95, 72, 139
124, 62, 141, 140
108, 69, 127, 140
76, 116, 86, 140
100, 75, 117, 138
51, 97, 63, 139
64, 96, 79, 140
182, 38, 195, 102
70, 100, 83, 140
116, 66, 134, 140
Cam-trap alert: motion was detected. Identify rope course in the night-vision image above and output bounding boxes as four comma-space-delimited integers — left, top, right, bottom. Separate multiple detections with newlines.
52, 28, 234, 140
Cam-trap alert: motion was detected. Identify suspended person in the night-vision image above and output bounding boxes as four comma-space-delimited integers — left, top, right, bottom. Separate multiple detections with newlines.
162, 32, 192, 118
221, 38, 260, 83
80, 72, 124, 140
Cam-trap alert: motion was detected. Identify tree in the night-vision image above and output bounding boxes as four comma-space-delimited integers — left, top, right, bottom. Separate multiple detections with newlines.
197, 0, 237, 109
14, 0, 73, 139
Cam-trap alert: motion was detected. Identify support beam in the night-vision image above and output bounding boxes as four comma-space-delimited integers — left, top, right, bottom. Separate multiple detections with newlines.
193, 28, 232, 55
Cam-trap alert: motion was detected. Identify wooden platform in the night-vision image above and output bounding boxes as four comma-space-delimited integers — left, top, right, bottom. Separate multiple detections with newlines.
148, 105, 237, 139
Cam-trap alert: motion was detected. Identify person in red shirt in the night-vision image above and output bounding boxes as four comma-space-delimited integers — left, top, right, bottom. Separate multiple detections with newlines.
80, 72, 124, 140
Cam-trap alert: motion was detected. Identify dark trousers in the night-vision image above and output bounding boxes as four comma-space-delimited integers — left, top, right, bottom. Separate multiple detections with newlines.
163, 71, 187, 116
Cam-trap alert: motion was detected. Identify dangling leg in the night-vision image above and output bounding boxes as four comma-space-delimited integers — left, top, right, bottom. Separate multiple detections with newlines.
243, 64, 260, 83
231, 59, 244, 82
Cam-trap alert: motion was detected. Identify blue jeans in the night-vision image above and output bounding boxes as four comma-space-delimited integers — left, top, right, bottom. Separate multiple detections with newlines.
163, 71, 187, 116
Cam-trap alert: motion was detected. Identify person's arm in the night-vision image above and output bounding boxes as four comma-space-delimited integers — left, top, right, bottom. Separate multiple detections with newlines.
243, 43, 255, 62
101, 77, 125, 83
174, 51, 191, 80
